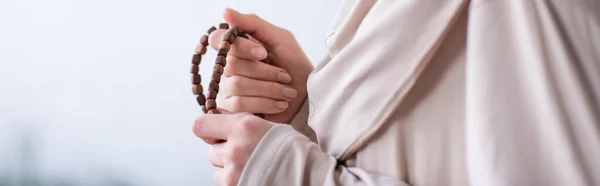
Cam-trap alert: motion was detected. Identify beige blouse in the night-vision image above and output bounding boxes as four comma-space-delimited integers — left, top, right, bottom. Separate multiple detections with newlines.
238, 0, 600, 185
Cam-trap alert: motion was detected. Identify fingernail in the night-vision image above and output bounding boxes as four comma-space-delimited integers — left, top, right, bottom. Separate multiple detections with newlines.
251, 47, 267, 59
275, 101, 289, 109
277, 72, 292, 83
282, 87, 297, 99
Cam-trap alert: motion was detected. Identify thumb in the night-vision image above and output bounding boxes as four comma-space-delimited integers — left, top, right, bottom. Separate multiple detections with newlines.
223, 8, 288, 48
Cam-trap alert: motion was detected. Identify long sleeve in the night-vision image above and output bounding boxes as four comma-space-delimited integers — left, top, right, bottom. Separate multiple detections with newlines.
237, 125, 408, 186
288, 98, 318, 143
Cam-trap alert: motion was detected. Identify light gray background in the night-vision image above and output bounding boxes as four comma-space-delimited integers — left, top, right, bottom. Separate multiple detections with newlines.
0, 0, 341, 185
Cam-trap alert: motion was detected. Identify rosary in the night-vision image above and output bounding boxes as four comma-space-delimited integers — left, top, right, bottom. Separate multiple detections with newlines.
190, 23, 269, 118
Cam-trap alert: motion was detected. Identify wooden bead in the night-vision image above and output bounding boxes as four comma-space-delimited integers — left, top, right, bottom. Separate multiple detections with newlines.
192, 84, 203, 95
190, 65, 199, 74
201, 105, 208, 113
215, 56, 226, 66
200, 35, 209, 46
207, 26, 217, 35
192, 74, 201, 84
219, 23, 229, 29
213, 64, 224, 74
219, 41, 230, 51
196, 94, 206, 105
192, 54, 201, 65
223, 32, 236, 44
207, 89, 218, 99
195, 44, 207, 55
206, 99, 217, 110
209, 81, 219, 92
211, 73, 221, 83
237, 29, 249, 39
207, 109, 221, 114
227, 27, 239, 36
218, 48, 228, 56
235, 27, 244, 35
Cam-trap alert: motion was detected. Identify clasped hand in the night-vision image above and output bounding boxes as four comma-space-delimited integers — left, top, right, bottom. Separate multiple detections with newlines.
191, 8, 313, 186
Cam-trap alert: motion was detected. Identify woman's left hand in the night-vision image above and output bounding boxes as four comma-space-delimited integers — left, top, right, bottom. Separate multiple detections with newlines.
192, 113, 274, 186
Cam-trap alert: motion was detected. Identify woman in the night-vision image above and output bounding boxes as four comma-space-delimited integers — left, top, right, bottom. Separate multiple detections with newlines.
192, 0, 600, 185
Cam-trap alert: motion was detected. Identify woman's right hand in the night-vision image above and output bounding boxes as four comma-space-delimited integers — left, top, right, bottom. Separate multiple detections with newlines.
206, 8, 313, 124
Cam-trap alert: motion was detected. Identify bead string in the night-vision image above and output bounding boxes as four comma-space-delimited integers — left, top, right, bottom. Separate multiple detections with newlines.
191, 23, 270, 117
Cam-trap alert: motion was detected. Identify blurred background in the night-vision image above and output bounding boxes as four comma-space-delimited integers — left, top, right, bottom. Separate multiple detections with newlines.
0, 0, 341, 185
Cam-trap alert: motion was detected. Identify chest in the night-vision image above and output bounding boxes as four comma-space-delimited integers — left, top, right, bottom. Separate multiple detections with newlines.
306, 0, 468, 158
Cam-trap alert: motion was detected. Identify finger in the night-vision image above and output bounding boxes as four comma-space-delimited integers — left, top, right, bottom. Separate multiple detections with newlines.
224, 76, 297, 101
207, 29, 226, 50
214, 168, 237, 186
208, 143, 225, 168
221, 96, 289, 114
209, 30, 267, 60
191, 122, 221, 145
214, 168, 226, 186
225, 56, 291, 84
223, 8, 290, 48
193, 114, 236, 141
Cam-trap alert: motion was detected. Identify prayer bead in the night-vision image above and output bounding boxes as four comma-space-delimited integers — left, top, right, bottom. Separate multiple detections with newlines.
207, 89, 218, 99
200, 35, 209, 46
229, 27, 239, 36
217, 48, 228, 56
201, 105, 208, 113
192, 84, 203, 95
211, 73, 221, 83
219, 41, 230, 52
192, 54, 201, 65
215, 56, 226, 66
223, 32, 236, 44
207, 26, 217, 35
189, 25, 268, 117
206, 99, 217, 110
192, 74, 201, 84
195, 44, 207, 55
196, 94, 206, 105
219, 23, 229, 29
209, 81, 219, 92
237, 29, 249, 39
213, 64, 224, 74
191, 65, 199, 74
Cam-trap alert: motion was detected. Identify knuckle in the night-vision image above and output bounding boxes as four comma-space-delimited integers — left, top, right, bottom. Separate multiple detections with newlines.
192, 115, 206, 137
226, 146, 242, 161
237, 115, 257, 133
227, 96, 245, 111
224, 57, 239, 74
270, 45, 287, 57
224, 168, 238, 186
277, 28, 293, 38
227, 76, 244, 95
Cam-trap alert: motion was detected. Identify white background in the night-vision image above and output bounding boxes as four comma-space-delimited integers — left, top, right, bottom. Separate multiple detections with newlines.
0, 0, 341, 185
